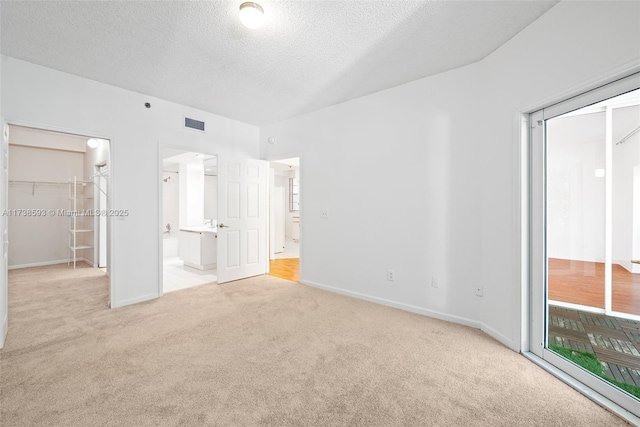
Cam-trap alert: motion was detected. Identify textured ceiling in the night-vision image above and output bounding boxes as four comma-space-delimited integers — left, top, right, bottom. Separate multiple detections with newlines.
1, 1, 558, 126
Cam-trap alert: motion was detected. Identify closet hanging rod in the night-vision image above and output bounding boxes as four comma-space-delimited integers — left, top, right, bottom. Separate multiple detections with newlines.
10, 180, 69, 196
85, 174, 109, 197
89, 170, 110, 179
9, 180, 69, 185
615, 124, 640, 145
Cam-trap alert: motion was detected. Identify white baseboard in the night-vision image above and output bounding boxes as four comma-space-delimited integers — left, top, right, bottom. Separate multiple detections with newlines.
9, 259, 70, 270
481, 323, 516, 352
618, 260, 640, 274
111, 292, 159, 309
0, 311, 7, 349
301, 279, 481, 330
78, 257, 97, 268
8, 258, 99, 270
300, 280, 520, 351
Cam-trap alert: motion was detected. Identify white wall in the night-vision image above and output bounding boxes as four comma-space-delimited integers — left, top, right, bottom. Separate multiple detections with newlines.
0, 28, 7, 347
204, 174, 217, 221
546, 106, 640, 269
634, 166, 640, 269
271, 163, 297, 239
84, 140, 110, 183
612, 106, 640, 272
273, 175, 289, 236
9, 125, 87, 152
8, 145, 84, 268
546, 105, 640, 268
162, 171, 179, 233
1, 56, 260, 308
547, 113, 606, 262
179, 162, 204, 227
285, 169, 300, 239
260, 1, 640, 351
84, 138, 110, 266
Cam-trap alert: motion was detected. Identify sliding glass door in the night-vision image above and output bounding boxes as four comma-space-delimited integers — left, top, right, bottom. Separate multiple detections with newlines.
545, 89, 640, 320
530, 73, 640, 417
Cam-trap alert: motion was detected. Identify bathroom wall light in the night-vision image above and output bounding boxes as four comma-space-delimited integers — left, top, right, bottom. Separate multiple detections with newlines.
239, 2, 264, 29
87, 138, 99, 148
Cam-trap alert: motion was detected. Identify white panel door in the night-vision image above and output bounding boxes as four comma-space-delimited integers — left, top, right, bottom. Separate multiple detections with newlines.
217, 158, 268, 284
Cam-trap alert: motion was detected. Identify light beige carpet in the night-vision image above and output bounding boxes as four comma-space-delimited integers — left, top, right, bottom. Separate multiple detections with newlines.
0, 264, 630, 426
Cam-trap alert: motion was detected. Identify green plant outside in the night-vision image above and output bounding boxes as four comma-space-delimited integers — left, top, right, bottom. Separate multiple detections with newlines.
549, 345, 640, 400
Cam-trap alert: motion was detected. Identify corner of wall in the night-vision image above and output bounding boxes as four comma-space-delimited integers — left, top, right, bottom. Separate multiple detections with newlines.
111, 292, 160, 309
481, 323, 518, 353
0, 44, 6, 349
302, 279, 481, 331
0, 312, 7, 349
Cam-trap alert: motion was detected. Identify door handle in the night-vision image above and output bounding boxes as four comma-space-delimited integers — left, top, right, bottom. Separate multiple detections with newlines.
218, 223, 230, 228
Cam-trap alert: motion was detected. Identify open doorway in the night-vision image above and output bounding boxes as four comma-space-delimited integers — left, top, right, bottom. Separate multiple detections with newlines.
269, 157, 300, 282
161, 148, 218, 293
6, 125, 111, 302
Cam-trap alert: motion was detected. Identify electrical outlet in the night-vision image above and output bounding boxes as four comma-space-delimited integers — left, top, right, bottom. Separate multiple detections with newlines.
321, 209, 328, 219
431, 276, 439, 288
387, 270, 395, 282
474, 285, 483, 297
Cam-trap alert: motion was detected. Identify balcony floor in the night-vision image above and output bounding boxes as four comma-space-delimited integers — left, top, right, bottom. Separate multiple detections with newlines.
549, 305, 640, 388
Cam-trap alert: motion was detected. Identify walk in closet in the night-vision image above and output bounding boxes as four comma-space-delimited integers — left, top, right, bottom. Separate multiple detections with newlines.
7, 125, 109, 271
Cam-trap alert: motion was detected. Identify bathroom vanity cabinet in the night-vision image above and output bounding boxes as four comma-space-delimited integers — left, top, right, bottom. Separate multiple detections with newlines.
179, 227, 217, 270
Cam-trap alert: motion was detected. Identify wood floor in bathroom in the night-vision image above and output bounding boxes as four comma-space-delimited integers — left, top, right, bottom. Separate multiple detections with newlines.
269, 258, 299, 283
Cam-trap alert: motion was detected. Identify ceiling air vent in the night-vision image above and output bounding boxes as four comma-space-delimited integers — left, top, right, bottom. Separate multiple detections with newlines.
185, 117, 205, 132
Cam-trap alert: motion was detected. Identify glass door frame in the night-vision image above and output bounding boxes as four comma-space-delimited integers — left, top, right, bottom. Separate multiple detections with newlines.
529, 72, 640, 418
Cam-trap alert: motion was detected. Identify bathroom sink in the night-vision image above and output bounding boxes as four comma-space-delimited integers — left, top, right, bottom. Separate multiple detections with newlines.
180, 226, 217, 233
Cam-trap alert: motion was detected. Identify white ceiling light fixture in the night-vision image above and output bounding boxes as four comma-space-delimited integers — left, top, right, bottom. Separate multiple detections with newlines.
87, 138, 99, 148
239, 2, 264, 29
